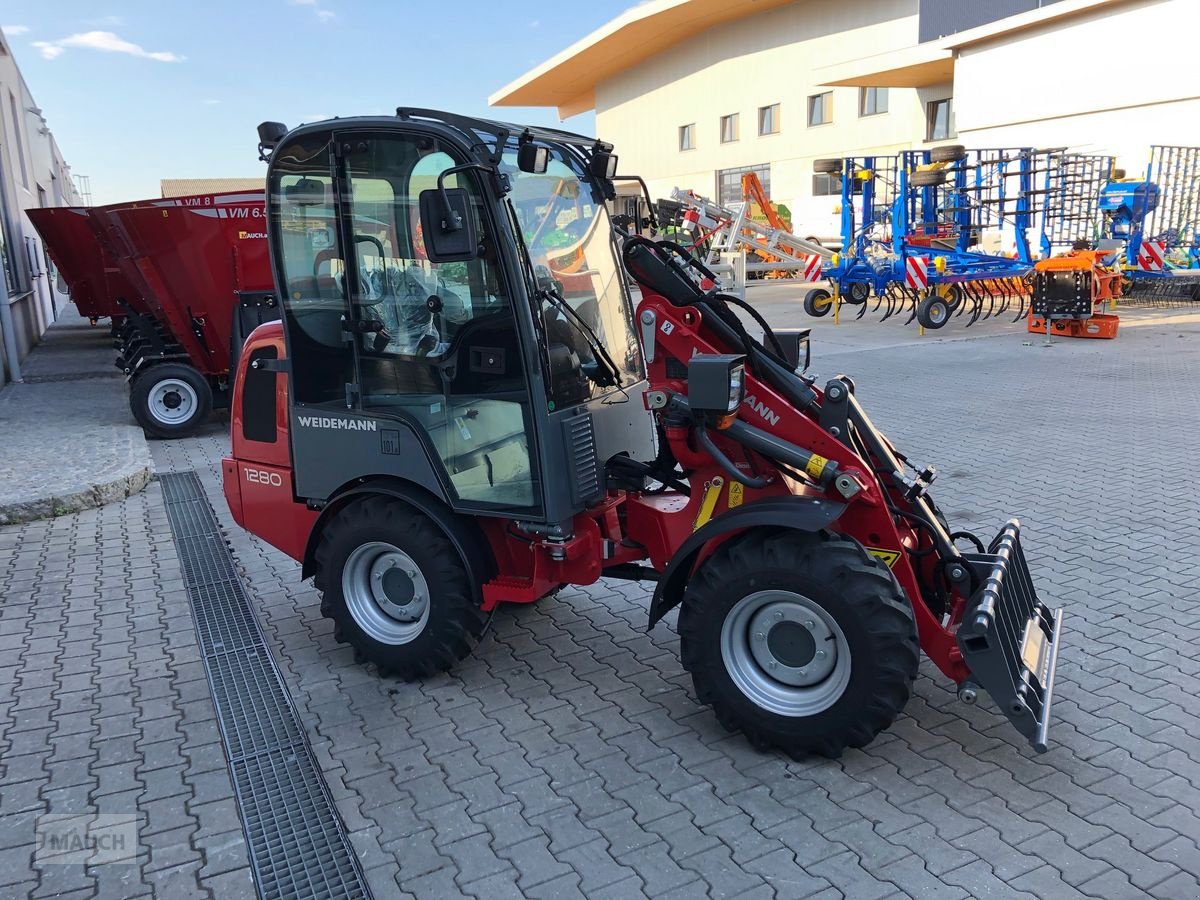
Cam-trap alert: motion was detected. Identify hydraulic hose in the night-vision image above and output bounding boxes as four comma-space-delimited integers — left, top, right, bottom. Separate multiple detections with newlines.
695, 424, 767, 489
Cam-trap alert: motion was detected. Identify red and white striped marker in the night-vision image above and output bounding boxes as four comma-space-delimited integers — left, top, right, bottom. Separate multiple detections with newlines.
681, 208, 700, 232
905, 255, 930, 290
803, 254, 823, 282
1137, 240, 1166, 271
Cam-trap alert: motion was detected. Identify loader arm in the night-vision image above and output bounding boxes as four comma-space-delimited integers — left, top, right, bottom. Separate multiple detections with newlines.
624, 237, 1063, 751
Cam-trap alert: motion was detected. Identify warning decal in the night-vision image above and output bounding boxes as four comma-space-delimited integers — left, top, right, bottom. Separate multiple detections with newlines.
866, 548, 901, 568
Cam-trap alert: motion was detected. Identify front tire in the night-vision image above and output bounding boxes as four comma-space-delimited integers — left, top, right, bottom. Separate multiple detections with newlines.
129, 363, 213, 438
679, 531, 919, 758
314, 497, 486, 679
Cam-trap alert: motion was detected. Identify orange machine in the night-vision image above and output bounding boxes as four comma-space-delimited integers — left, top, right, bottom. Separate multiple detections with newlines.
1027, 249, 1121, 339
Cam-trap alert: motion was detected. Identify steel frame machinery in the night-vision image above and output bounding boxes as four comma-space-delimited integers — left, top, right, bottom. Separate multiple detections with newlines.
804, 147, 1115, 330
1102, 145, 1200, 303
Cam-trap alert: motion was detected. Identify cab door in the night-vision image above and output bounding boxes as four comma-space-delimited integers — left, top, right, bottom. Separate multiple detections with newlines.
340, 133, 545, 513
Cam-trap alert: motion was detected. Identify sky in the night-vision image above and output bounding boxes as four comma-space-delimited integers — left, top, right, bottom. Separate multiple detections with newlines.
3, 1, 636, 204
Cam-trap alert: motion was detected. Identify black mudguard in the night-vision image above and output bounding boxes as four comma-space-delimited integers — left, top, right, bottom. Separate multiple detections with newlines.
647, 496, 846, 628
300, 478, 496, 599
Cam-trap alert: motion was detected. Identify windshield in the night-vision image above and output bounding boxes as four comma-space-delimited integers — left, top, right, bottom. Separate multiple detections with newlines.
504, 147, 643, 409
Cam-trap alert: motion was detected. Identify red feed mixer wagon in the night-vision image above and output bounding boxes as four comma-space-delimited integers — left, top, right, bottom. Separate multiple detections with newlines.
30, 191, 279, 437
26, 206, 136, 326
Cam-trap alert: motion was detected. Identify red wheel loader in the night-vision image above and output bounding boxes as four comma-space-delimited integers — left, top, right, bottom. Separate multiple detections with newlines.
222, 111, 1063, 757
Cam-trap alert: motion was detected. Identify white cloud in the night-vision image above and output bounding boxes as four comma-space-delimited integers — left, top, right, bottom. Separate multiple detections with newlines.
203, 99, 221, 105
31, 31, 185, 63
3, 25, 31, 36
291, 0, 336, 21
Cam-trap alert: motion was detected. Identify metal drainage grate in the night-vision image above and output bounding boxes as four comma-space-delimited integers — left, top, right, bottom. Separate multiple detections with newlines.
159, 471, 371, 900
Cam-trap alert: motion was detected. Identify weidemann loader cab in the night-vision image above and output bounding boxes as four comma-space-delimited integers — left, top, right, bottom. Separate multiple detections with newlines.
224, 110, 1062, 758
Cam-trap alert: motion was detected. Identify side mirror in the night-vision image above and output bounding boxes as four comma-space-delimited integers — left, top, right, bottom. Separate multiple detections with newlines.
518, 143, 550, 174
419, 187, 478, 263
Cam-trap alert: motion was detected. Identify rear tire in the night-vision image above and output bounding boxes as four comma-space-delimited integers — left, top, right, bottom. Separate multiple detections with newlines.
804, 288, 833, 317
916, 294, 952, 329
314, 497, 486, 679
846, 282, 871, 305
943, 284, 963, 313
129, 363, 213, 438
679, 531, 919, 758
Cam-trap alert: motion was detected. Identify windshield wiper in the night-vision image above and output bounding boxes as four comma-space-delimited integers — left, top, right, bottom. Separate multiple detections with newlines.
536, 285, 623, 389
505, 198, 623, 390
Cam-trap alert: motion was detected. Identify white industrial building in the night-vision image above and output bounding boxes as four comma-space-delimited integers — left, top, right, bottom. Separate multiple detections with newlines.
0, 27, 83, 385
492, 0, 1199, 240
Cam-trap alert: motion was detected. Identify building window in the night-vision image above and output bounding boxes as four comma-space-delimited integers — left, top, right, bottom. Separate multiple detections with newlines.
8, 91, 27, 188
927, 98, 953, 141
758, 104, 779, 136
860, 87, 889, 117
813, 173, 842, 196
720, 113, 740, 143
717, 164, 770, 207
807, 92, 832, 127
679, 123, 695, 151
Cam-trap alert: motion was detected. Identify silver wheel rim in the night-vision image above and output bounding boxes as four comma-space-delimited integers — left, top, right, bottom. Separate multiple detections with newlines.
928, 301, 948, 324
147, 378, 198, 426
720, 590, 851, 717
343, 542, 430, 645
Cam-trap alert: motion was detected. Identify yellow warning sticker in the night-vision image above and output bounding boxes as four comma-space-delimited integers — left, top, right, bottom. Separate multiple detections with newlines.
805, 454, 829, 479
866, 548, 901, 568
728, 481, 744, 508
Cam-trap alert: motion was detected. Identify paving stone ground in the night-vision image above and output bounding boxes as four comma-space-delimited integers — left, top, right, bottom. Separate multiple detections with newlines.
0, 304, 152, 525
3, 297, 1200, 899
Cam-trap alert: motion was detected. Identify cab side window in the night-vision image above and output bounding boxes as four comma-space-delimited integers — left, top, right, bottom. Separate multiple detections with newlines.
271, 135, 351, 406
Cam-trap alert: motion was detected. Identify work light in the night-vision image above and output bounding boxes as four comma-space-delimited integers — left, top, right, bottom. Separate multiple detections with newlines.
688, 354, 747, 419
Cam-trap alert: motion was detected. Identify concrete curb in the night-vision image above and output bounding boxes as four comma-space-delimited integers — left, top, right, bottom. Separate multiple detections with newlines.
0, 464, 153, 526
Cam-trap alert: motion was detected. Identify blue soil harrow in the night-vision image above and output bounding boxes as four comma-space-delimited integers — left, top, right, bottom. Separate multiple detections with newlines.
804, 146, 1115, 328
1101, 145, 1200, 304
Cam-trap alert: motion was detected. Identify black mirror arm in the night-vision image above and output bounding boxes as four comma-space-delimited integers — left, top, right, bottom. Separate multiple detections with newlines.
611, 175, 660, 231
435, 163, 494, 232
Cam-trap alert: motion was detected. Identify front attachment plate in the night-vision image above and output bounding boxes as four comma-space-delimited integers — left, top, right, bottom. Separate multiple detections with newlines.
957, 519, 1064, 753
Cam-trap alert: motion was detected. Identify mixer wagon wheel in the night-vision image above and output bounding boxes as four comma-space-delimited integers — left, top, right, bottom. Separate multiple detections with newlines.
679, 530, 919, 758
129, 363, 213, 439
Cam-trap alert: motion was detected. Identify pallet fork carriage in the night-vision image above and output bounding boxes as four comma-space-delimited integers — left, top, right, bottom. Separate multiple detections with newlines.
223, 109, 1064, 757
